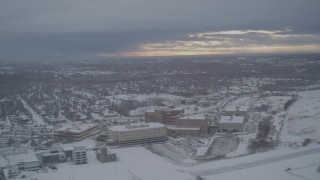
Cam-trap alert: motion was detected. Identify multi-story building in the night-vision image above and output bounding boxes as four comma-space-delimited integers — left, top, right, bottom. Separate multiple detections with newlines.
53, 122, 100, 141
167, 114, 210, 137
72, 146, 87, 164
145, 108, 210, 137
218, 116, 245, 132
107, 123, 167, 146
145, 107, 184, 124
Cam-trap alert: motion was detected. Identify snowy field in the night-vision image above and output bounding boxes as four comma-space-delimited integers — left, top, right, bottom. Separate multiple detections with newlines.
180, 145, 320, 180
9, 140, 320, 180
30, 144, 192, 180
146, 136, 238, 166
281, 90, 320, 143
198, 147, 320, 180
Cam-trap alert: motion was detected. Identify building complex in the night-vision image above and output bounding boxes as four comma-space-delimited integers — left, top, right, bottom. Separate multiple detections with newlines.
145, 107, 209, 137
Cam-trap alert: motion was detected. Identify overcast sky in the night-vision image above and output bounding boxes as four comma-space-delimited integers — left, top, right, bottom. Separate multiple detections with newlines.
1, 0, 320, 58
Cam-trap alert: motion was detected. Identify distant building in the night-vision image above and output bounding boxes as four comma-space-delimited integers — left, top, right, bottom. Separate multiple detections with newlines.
96, 145, 117, 162
145, 108, 210, 137
218, 116, 245, 132
107, 123, 167, 146
145, 107, 184, 124
167, 114, 209, 137
198, 100, 210, 107
102, 112, 117, 118
72, 146, 87, 165
0, 121, 5, 128
7, 167, 19, 179
53, 122, 100, 141
181, 98, 198, 105
224, 106, 249, 120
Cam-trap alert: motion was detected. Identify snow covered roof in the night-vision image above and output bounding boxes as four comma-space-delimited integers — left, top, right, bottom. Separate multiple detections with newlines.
180, 114, 206, 120
239, 106, 249, 111
166, 125, 200, 131
54, 122, 98, 133
225, 106, 249, 112
18, 155, 39, 163
219, 116, 245, 124
225, 106, 237, 111
108, 123, 165, 132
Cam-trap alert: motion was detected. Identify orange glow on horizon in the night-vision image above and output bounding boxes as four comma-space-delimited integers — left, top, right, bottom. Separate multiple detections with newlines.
99, 44, 320, 57
98, 29, 320, 57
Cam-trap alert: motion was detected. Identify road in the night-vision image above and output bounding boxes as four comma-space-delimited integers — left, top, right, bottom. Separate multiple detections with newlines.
181, 147, 320, 176
277, 97, 301, 140
18, 97, 45, 125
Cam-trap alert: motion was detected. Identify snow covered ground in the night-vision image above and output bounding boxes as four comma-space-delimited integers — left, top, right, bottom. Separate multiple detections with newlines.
180, 145, 320, 179
146, 136, 239, 166
229, 96, 258, 107
4, 91, 320, 180
30, 144, 192, 180
193, 146, 320, 180
281, 90, 320, 143
8, 140, 320, 180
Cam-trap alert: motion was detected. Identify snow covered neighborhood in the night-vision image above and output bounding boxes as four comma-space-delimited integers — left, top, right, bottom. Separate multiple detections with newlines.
0, 54, 320, 180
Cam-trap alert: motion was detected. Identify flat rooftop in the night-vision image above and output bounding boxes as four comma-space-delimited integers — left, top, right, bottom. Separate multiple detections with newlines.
166, 125, 200, 131
55, 122, 98, 134
108, 123, 165, 132
219, 116, 245, 124
225, 106, 249, 112
180, 114, 206, 120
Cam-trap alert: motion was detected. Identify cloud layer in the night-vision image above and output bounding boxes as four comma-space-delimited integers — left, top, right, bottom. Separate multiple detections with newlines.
1, 0, 320, 57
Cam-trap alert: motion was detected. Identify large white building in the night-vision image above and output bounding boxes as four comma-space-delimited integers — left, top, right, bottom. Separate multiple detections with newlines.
107, 123, 167, 146
218, 116, 245, 132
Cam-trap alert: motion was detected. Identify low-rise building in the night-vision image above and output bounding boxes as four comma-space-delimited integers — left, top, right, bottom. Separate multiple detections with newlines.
17, 156, 40, 171
181, 98, 198, 105
53, 122, 100, 141
107, 123, 167, 146
36, 147, 73, 164
218, 116, 245, 132
224, 106, 249, 120
103, 112, 117, 118
96, 145, 117, 162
